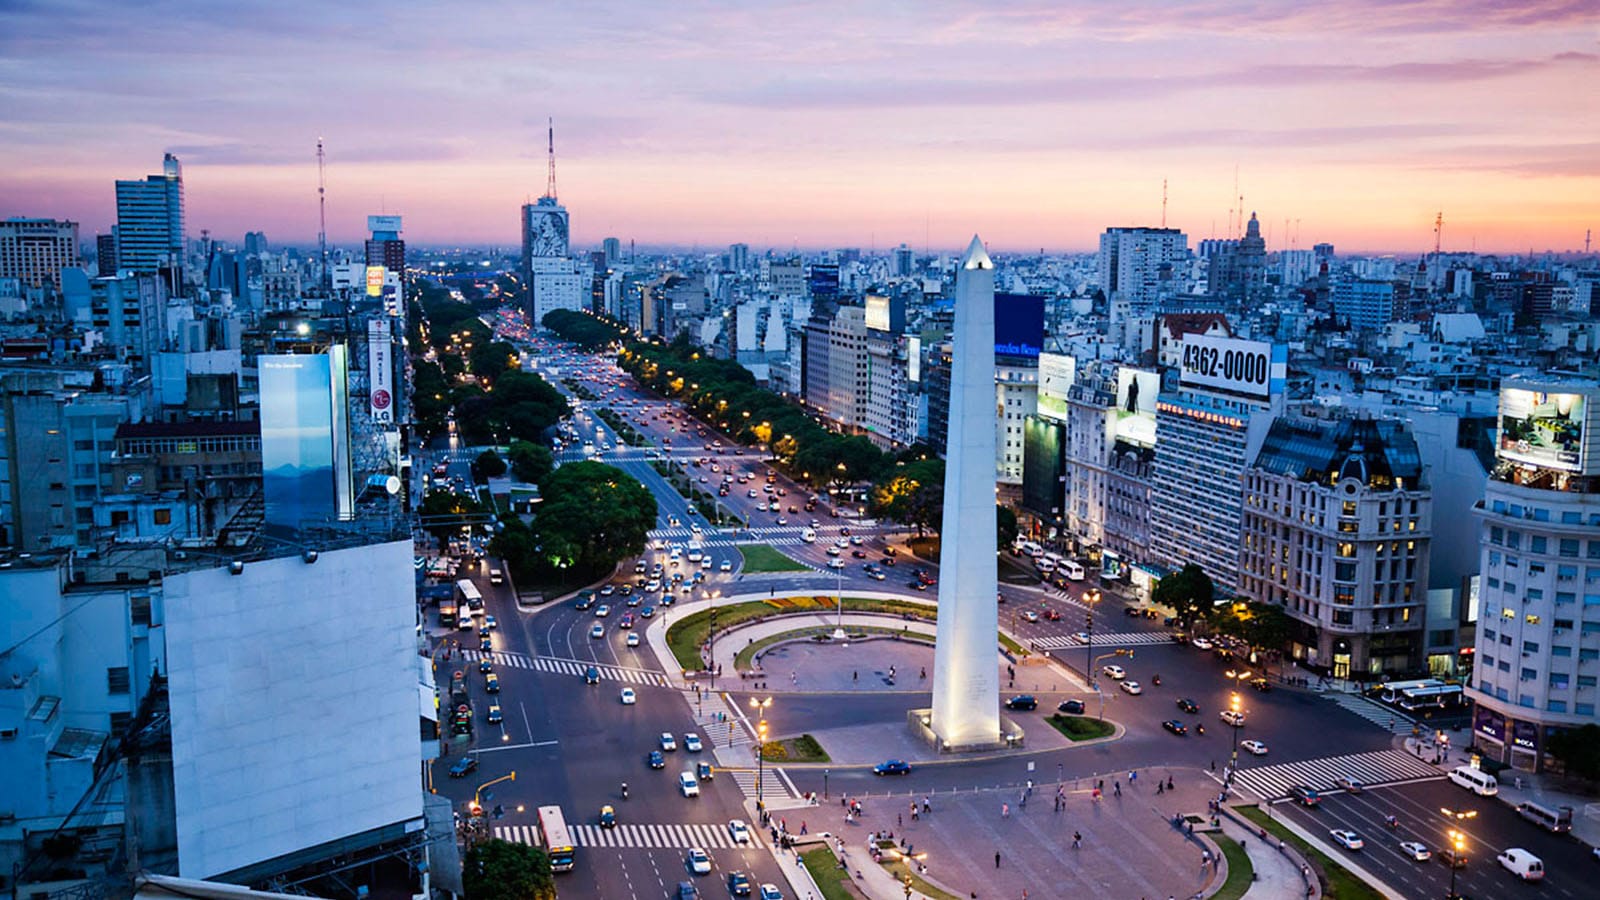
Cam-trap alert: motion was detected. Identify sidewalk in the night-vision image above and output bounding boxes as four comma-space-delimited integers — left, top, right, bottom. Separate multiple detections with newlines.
1478, 763, 1600, 848
1216, 813, 1317, 899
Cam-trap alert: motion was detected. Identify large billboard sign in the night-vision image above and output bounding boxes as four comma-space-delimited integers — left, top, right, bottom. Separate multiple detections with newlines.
368, 319, 393, 424
260, 349, 352, 532
365, 265, 386, 297
525, 206, 569, 258
1179, 334, 1283, 399
1498, 388, 1587, 472
995, 293, 1045, 359
1021, 415, 1065, 518
907, 335, 921, 383
366, 214, 402, 234
1037, 353, 1076, 422
1113, 367, 1159, 447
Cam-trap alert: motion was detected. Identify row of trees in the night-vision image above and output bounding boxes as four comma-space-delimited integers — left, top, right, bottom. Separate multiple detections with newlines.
489, 460, 657, 584
542, 308, 628, 350
1152, 564, 1294, 660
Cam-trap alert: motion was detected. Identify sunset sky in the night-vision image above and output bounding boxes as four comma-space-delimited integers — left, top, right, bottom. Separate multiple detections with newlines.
3, 0, 1596, 254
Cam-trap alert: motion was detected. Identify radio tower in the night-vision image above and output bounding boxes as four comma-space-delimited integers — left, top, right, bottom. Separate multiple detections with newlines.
317, 138, 330, 292
545, 118, 557, 201
1161, 178, 1168, 228
1433, 210, 1443, 259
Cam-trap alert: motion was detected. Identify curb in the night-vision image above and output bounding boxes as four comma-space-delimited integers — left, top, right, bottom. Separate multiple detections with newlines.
1241, 803, 1402, 899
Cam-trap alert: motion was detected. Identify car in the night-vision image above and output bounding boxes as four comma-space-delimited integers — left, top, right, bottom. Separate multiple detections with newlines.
599, 584, 616, 596
479, 634, 493, 651
1249, 677, 1272, 692
599, 804, 617, 828
1022, 611, 1039, 623
867, 568, 886, 580
874, 759, 912, 776
1005, 695, 1038, 710
1162, 719, 1188, 736
686, 848, 712, 875
758, 885, 783, 900
1333, 775, 1366, 793
486, 702, 503, 724
907, 580, 928, 591
1043, 608, 1061, 621
621, 687, 637, 705
726, 818, 752, 844
1191, 637, 1214, 651
720, 559, 733, 572
1437, 845, 1468, 869
479, 657, 494, 673
619, 613, 635, 629
727, 872, 752, 897
448, 756, 478, 778
1240, 739, 1269, 755
678, 771, 700, 796
826, 545, 841, 557
684, 733, 703, 752
1120, 680, 1142, 695
660, 732, 677, 751
595, 604, 611, 618
1290, 785, 1320, 806
1058, 699, 1085, 714
1329, 830, 1364, 851
827, 558, 845, 569
478, 619, 492, 636
590, 623, 605, 639
485, 672, 501, 693
626, 594, 642, 607
1102, 664, 1126, 680
649, 750, 665, 768
852, 549, 868, 559
575, 595, 595, 610
641, 605, 657, 618
1399, 841, 1431, 862
1176, 698, 1199, 714
626, 632, 641, 647
1219, 709, 1246, 727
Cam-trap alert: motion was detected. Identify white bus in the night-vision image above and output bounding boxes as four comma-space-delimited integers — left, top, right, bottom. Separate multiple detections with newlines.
536, 805, 576, 872
1377, 679, 1462, 710
1058, 560, 1086, 581
455, 578, 484, 615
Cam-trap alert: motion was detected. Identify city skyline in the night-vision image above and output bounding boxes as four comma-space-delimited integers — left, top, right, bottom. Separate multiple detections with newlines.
3, 0, 1596, 253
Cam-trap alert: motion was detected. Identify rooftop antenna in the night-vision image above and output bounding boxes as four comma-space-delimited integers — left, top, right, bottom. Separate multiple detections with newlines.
545, 117, 557, 201
1161, 178, 1168, 228
1585, 228, 1591, 255
316, 138, 329, 292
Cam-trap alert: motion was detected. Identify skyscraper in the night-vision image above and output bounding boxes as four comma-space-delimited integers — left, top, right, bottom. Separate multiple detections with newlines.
114, 153, 185, 276
364, 215, 405, 281
603, 236, 622, 266
0, 217, 78, 289
1097, 227, 1187, 324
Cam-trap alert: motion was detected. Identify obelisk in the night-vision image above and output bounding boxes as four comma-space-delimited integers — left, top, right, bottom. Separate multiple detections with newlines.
929, 235, 1000, 750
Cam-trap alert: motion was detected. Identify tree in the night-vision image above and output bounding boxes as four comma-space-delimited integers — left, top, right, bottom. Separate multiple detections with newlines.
416, 488, 485, 547
493, 462, 656, 583
1152, 563, 1216, 626
996, 505, 1019, 550
871, 459, 944, 537
462, 839, 556, 900
1548, 723, 1600, 782
475, 449, 507, 479
506, 441, 554, 485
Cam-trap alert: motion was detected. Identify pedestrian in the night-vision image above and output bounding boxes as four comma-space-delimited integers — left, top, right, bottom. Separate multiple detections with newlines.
1019, 791, 1026, 809
1157, 781, 1164, 795
801, 821, 807, 835
995, 850, 1002, 869
1166, 776, 1174, 791
923, 797, 931, 814
1113, 781, 1121, 797
853, 671, 858, 682
898, 813, 903, 827
1210, 759, 1216, 772
1129, 770, 1137, 784
1002, 803, 1009, 818
1072, 831, 1082, 849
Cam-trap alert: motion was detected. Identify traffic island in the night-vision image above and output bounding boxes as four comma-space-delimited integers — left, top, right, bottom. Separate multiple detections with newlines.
905, 708, 1026, 752
1045, 713, 1115, 742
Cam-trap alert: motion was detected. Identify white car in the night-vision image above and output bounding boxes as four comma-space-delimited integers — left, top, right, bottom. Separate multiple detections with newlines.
826, 546, 841, 557
687, 551, 703, 562
1398, 841, 1431, 862
1219, 709, 1246, 727
1191, 637, 1214, 651
620, 687, 637, 705
626, 632, 640, 647
727, 819, 752, 844
589, 624, 605, 639
686, 847, 711, 874
678, 771, 700, 797
1329, 829, 1364, 851
1120, 680, 1142, 695
1240, 739, 1269, 755
836, 538, 850, 549
1022, 611, 1039, 623
827, 558, 845, 569
720, 560, 733, 572
758, 885, 783, 900
1102, 664, 1126, 680
660, 732, 677, 751
684, 733, 703, 752
595, 605, 611, 618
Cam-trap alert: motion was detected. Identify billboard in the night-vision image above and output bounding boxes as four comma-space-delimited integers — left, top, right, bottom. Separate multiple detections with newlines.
865, 293, 906, 333
260, 349, 352, 532
1179, 334, 1283, 399
1037, 353, 1076, 422
995, 293, 1045, 359
1498, 388, 1587, 472
525, 206, 570, 258
365, 265, 386, 297
907, 335, 921, 383
1021, 415, 1065, 518
368, 319, 394, 424
366, 214, 402, 234
1113, 367, 1159, 447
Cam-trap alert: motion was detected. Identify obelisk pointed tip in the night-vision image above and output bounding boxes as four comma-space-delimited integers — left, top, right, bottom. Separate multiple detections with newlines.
961, 235, 993, 271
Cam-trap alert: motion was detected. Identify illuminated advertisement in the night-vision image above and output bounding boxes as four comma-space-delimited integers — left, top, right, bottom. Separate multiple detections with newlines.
1021, 415, 1065, 517
907, 335, 921, 383
368, 319, 393, 424
1101, 549, 1125, 581
366, 214, 403, 233
994, 293, 1045, 359
1037, 353, 1076, 422
1179, 334, 1285, 400
1113, 367, 1160, 447
1498, 388, 1586, 472
365, 265, 386, 297
260, 348, 352, 533
864, 293, 905, 333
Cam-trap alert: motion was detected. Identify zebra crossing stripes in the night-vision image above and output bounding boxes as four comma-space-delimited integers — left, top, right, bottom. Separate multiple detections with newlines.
461, 650, 671, 687
1324, 692, 1419, 734
1031, 631, 1177, 650
494, 822, 754, 850
1231, 748, 1444, 801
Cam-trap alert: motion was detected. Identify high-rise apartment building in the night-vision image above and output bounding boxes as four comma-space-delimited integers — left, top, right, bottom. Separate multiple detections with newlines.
603, 236, 622, 266
1207, 213, 1267, 308
727, 242, 750, 273
114, 153, 185, 276
894, 243, 915, 278
862, 294, 918, 448
0, 218, 78, 289
364, 215, 406, 281
1333, 279, 1396, 332
95, 233, 117, 275
1097, 227, 1187, 309
1468, 375, 1600, 772
91, 274, 162, 368
1239, 416, 1432, 677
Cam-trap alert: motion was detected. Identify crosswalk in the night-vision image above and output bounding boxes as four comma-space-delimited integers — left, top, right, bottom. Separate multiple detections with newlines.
1231, 748, 1444, 801
1324, 692, 1419, 734
461, 650, 671, 687
495, 821, 757, 850
1030, 631, 1177, 650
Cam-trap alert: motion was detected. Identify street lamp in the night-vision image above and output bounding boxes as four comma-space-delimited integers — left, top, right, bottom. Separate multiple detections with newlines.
750, 696, 773, 813
1083, 589, 1102, 688
1447, 829, 1466, 899
1229, 692, 1243, 774
823, 767, 830, 800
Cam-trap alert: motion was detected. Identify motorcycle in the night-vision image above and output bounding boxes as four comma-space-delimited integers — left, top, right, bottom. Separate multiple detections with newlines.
1152, 674, 1162, 686
621, 783, 629, 800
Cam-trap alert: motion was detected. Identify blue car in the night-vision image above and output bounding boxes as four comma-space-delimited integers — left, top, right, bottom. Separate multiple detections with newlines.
448, 756, 478, 778
649, 750, 666, 769
873, 759, 912, 776
479, 658, 493, 673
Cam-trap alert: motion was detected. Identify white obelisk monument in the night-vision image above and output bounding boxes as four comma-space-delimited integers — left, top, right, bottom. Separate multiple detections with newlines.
929, 235, 1000, 750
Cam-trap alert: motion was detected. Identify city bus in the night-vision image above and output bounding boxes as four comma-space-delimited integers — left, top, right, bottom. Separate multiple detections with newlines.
455, 579, 484, 616
1376, 678, 1462, 710
537, 805, 576, 872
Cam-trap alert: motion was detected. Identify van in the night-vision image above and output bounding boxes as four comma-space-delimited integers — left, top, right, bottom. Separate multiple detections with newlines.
1496, 848, 1544, 882
1516, 801, 1573, 833
678, 772, 700, 797
801, 529, 816, 543
1059, 560, 1086, 581
1448, 765, 1498, 796
489, 568, 504, 585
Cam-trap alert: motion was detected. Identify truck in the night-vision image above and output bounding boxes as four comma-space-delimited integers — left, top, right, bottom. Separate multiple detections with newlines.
439, 596, 459, 627
448, 671, 473, 735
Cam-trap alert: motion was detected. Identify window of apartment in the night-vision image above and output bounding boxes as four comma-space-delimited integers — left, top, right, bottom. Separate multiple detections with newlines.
1524, 642, 1541, 656
1583, 649, 1600, 662
109, 711, 133, 735
1488, 577, 1501, 589
1332, 610, 1353, 625
1588, 540, 1600, 559
1562, 511, 1582, 525
1558, 564, 1578, 581
1526, 615, 1541, 627
1531, 536, 1548, 554
1490, 526, 1504, 545
1549, 700, 1568, 713
1579, 675, 1600, 688
1579, 703, 1596, 717
106, 667, 131, 694
1550, 672, 1570, 688
1521, 666, 1538, 681
1557, 592, 1576, 605
1497, 661, 1511, 672
130, 595, 152, 627
1527, 590, 1544, 603
1483, 627, 1497, 640
1560, 538, 1580, 558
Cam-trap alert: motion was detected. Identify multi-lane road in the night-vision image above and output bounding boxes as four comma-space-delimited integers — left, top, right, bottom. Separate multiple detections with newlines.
419, 330, 1595, 899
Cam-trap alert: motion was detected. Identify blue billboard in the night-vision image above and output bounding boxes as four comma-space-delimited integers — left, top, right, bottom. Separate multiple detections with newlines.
260, 348, 352, 533
995, 293, 1045, 359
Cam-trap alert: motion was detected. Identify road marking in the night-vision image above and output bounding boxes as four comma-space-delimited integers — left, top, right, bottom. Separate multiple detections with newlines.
1229, 748, 1445, 800
472, 739, 560, 753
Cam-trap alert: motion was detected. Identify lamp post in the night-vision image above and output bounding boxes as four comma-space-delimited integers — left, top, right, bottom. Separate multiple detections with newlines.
1446, 829, 1466, 899
1084, 589, 1102, 689
1229, 692, 1243, 774
750, 696, 772, 813
823, 767, 830, 800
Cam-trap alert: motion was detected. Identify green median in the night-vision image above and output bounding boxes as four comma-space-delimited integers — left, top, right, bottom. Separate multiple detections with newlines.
736, 543, 809, 573
1237, 806, 1383, 900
